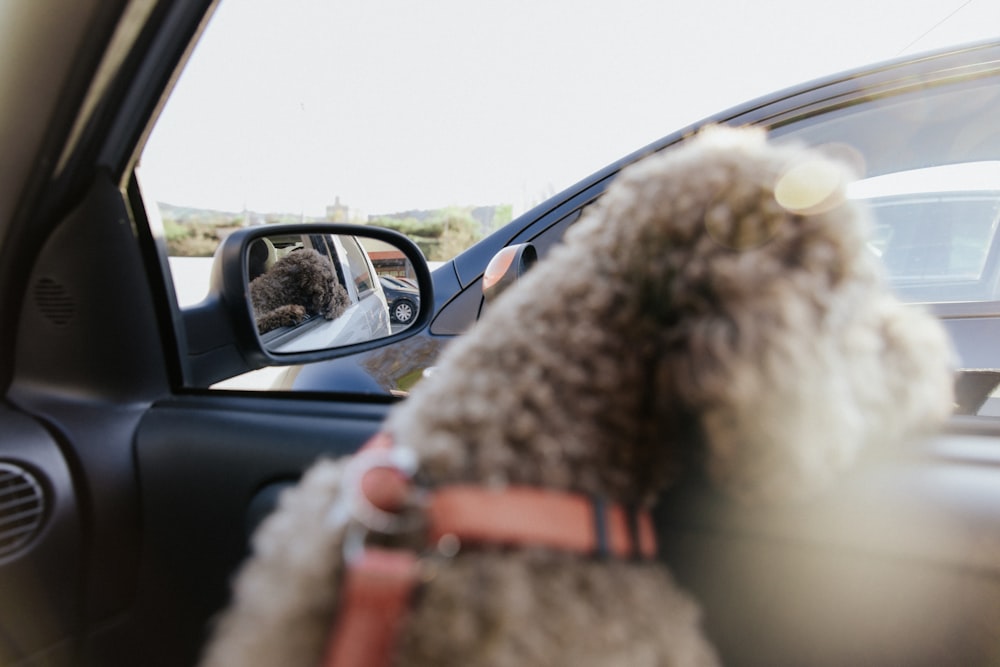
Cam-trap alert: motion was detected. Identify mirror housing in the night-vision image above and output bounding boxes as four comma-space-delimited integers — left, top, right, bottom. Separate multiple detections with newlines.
482, 242, 537, 303
179, 223, 433, 387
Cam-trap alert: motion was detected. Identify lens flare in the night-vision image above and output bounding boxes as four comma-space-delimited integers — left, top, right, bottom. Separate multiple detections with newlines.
774, 159, 847, 215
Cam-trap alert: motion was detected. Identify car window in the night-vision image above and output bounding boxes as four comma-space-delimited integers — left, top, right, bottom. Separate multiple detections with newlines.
769, 76, 1000, 308
134, 0, 623, 390
850, 163, 1000, 302
340, 236, 376, 298
136, 1, 622, 316
137, 0, 1000, 395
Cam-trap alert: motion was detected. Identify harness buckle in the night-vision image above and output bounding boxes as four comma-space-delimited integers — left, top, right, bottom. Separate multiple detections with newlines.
328, 444, 425, 564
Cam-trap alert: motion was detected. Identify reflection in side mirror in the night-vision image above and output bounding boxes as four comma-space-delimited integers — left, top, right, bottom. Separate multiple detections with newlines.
247, 231, 422, 354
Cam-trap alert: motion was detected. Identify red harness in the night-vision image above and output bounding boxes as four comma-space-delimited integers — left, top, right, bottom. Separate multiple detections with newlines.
321, 433, 657, 667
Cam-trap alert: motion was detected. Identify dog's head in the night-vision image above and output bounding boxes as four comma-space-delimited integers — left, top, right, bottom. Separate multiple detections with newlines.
250, 248, 350, 329
391, 126, 953, 507
564, 125, 955, 502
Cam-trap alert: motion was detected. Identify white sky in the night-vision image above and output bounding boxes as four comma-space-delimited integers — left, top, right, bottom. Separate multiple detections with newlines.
139, 0, 1000, 220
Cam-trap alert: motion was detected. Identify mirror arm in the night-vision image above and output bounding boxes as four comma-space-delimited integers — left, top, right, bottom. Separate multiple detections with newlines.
180, 237, 265, 386
180, 296, 248, 387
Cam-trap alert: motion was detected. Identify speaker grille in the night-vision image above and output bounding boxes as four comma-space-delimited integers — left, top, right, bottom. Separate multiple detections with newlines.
33, 277, 76, 327
0, 463, 46, 559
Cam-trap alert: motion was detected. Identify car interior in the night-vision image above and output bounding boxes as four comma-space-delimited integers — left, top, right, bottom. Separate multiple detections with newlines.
2, 2, 1000, 666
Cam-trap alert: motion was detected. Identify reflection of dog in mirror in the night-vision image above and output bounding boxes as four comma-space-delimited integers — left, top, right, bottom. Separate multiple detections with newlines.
201, 127, 954, 667
249, 247, 351, 334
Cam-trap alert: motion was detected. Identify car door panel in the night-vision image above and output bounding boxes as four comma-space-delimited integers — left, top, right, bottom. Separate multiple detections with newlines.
118, 396, 391, 667
0, 405, 81, 667
117, 407, 1000, 667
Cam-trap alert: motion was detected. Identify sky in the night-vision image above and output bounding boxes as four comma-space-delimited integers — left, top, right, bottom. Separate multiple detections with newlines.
138, 0, 1000, 221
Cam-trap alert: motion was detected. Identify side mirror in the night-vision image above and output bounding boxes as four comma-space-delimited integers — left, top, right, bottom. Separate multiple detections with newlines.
482, 243, 537, 303
180, 223, 432, 386
246, 231, 422, 353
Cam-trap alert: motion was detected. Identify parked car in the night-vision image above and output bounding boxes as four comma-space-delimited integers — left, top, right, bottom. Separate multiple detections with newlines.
379, 275, 420, 325
2, 2, 1000, 667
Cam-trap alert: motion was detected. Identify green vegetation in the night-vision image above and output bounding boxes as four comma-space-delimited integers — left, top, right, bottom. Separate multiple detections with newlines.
163, 220, 224, 257
367, 212, 478, 261
159, 204, 241, 257
369, 204, 514, 261
160, 202, 515, 260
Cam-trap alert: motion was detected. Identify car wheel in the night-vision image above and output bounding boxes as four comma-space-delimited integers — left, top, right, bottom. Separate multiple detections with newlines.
392, 299, 415, 324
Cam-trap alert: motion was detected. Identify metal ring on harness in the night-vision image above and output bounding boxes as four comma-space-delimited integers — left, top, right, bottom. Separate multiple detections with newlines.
330, 443, 424, 564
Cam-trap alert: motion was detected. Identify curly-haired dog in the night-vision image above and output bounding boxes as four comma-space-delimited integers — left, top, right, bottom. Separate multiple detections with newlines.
199, 127, 954, 667
250, 248, 351, 334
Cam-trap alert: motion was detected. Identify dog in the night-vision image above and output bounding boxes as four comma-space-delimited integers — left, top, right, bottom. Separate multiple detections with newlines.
249, 247, 351, 334
199, 126, 954, 666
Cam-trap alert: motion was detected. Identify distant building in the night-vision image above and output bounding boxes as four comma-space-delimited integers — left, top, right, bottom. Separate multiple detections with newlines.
358, 237, 414, 279
368, 249, 411, 278
326, 196, 349, 222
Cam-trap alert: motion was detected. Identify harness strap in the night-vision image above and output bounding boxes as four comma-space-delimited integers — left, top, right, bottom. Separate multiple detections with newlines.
320, 548, 419, 667
321, 433, 658, 666
427, 486, 656, 559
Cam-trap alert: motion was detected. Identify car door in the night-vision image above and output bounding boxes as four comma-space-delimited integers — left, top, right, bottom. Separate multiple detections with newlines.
0, 2, 414, 666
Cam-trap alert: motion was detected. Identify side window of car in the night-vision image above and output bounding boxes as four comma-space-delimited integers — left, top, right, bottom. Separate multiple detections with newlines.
770, 76, 1000, 307
341, 236, 375, 298
135, 0, 599, 392
853, 165, 1000, 301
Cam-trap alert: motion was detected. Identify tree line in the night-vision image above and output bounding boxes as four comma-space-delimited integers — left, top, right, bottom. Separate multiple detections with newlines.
162, 203, 513, 262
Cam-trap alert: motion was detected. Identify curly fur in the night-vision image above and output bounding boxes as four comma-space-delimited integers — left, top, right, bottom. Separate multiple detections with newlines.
199, 127, 954, 667
250, 248, 351, 334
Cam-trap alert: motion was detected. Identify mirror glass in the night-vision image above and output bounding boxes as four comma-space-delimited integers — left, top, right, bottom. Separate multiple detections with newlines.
247, 231, 422, 353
